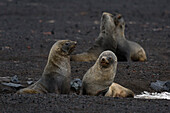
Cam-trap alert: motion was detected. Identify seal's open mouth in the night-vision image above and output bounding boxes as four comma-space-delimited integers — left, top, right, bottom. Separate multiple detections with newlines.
100, 60, 110, 68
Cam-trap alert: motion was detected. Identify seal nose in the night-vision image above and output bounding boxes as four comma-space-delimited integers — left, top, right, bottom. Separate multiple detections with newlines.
101, 58, 106, 62
101, 57, 109, 64
71, 41, 77, 47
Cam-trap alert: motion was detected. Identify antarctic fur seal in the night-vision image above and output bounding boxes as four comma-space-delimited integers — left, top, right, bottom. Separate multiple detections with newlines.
82, 50, 117, 96
71, 12, 117, 62
17, 40, 77, 94
113, 13, 147, 62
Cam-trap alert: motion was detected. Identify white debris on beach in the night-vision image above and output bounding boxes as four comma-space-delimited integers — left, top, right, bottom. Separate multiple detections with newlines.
134, 91, 170, 100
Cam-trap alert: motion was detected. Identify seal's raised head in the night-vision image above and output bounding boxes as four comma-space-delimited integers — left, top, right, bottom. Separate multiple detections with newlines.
100, 12, 116, 33
51, 40, 77, 56
98, 50, 117, 69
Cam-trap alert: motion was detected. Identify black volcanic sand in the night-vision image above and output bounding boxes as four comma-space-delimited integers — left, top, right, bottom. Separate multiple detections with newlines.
0, 0, 170, 112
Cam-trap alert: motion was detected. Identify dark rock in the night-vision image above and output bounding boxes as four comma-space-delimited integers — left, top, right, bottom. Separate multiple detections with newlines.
1, 82, 23, 88
150, 80, 170, 92
70, 78, 82, 94
11, 75, 19, 83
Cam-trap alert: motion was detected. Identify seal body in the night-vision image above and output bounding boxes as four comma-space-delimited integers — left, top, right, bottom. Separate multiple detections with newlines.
82, 50, 117, 96
17, 40, 77, 94
71, 12, 117, 62
105, 82, 134, 98
113, 13, 147, 61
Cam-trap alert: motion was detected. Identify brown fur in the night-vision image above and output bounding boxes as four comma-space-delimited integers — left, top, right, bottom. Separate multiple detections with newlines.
105, 82, 134, 98
17, 40, 77, 94
71, 12, 117, 62
113, 13, 147, 62
82, 50, 117, 96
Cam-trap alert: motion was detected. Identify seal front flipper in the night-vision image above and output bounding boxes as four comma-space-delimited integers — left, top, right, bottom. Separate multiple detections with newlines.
105, 82, 134, 98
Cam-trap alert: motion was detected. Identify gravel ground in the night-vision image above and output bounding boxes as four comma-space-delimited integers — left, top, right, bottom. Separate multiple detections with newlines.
0, 0, 170, 112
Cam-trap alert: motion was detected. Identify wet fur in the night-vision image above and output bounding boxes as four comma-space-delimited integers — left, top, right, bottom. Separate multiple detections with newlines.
17, 40, 76, 94
113, 13, 147, 62
105, 82, 134, 98
71, 12, 117, 62
82, 50, 117, 96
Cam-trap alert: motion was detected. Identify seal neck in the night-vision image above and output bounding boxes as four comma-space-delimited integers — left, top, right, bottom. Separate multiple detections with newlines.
43, 53, 70, 76
114, 27, 125, 39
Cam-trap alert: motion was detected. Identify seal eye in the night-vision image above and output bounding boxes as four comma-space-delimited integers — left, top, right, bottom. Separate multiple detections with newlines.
65, 42, 69, 46
107, 57, 112, 61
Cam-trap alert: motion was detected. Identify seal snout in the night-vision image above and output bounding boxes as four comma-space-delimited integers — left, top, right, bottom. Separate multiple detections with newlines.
68, 41, 77, 53
70, 41, 77, 48
100, 56, 112, 68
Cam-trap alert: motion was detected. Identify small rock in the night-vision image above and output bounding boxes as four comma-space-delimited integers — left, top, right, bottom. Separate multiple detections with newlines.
70, 78, 82, 94
150, 80, 170, 92
43, 32, 52, 35
1, 82, 23, 88
0, 77, 11, 83
27, 81, 33, 85
94, 20, 99, 25
46, 20, 55, 24
128, 21, 136, 24
80, 12, 88, 16
11, 75, 19, 83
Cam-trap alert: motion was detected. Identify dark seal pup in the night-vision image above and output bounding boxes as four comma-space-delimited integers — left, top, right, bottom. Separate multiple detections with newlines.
113, 13, 147, 62
17, 40, 77, 94
71, 12, 117, 62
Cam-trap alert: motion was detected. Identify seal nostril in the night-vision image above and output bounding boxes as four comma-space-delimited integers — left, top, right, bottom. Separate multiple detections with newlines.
102, 58, 105, 62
